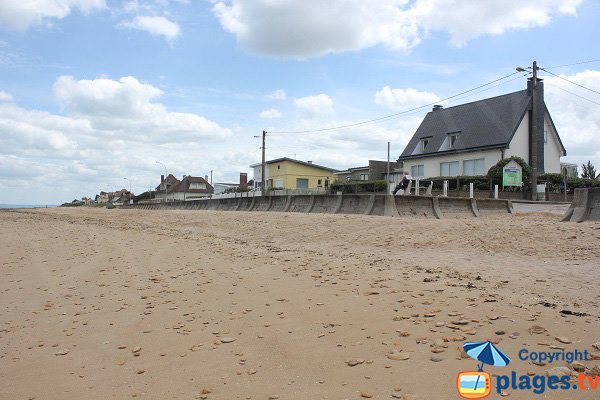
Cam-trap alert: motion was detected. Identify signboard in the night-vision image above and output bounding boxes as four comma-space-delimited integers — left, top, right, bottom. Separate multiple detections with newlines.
502, 161, 522, 187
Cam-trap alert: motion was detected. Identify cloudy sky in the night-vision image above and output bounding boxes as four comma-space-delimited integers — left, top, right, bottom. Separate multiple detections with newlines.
0, 0, 599, 204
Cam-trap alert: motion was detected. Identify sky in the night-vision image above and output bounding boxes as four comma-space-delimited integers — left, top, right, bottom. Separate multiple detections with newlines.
0, 0, 599, 205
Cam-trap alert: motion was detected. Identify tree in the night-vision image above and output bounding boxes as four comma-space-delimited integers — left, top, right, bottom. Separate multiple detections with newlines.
581, 160, 597, 179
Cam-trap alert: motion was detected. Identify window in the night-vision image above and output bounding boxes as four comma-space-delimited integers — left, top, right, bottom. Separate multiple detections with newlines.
275, 179, 284, 188
421, 138, 429, 151
463, 158, 485, 176
317, 179, 322, 186
440, 161, 459, 176
411, 165, 424, 177
296, 178, 309, 189
544, 129, 548, 143
360, 173, 369, 181
450, 134, 458, 148
189, 182, 206, 190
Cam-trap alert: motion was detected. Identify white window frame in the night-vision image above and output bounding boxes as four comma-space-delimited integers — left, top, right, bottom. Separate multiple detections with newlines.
411, 164, 424, 178
463, 158, 486, 176
440, 160, 459, 177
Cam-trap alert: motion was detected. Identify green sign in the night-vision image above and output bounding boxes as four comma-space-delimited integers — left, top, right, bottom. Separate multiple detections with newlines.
502, 164, 522, 187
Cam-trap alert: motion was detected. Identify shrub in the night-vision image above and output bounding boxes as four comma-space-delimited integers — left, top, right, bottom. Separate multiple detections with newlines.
330, 180, 388, 193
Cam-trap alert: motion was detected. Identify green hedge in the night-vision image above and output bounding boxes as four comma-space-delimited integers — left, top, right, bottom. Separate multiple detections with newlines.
330, 180, 388, 193
538, 173, 600, 193
424, 176, 489, 191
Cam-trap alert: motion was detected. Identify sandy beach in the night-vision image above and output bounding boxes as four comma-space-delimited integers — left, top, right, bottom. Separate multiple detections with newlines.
0, 207, 598, 400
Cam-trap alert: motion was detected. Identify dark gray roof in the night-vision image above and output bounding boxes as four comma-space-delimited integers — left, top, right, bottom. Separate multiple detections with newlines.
399, 90, 558, 160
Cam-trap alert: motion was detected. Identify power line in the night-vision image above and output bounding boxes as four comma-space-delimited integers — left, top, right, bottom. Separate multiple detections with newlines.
267, 71, 524, 135
545, 82, 600, 107
544, 59, 600, 69
540, 68, 600, 96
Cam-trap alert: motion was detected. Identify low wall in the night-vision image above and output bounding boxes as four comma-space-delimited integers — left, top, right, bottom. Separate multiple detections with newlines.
395, 196, 440, 219
123, 194, 513, 219
437, 197, 477, 218
561, 187, 600, 222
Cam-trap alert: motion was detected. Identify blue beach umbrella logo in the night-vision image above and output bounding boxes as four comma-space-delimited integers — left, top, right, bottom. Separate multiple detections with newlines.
456, 341, 511, 398
463, 341, 511, 370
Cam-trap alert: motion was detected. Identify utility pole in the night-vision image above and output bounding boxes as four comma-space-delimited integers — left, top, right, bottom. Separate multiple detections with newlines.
530, 60, 540, 201
387, 142, 390, 194
261, 129, 266, 195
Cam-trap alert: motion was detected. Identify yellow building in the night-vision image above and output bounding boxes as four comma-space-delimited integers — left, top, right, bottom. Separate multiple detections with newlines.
251, 158, 339, 190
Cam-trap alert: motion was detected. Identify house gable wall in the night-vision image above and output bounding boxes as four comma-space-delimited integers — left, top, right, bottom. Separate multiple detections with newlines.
505, 112, 530, 161
543, 115, 563, 173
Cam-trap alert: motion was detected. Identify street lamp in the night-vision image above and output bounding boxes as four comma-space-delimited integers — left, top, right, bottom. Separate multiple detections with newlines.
123, 177, 132, 204
156, 161, 167, 202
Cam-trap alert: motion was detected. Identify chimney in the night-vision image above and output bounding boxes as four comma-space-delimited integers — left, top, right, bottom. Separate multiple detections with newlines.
161, 174, 164, 183
432, 105, 443, 111
205, 175, 208, 182
240, 172, 248, 189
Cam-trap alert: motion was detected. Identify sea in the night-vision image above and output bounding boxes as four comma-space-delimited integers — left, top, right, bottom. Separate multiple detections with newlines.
0, 204, 57, 209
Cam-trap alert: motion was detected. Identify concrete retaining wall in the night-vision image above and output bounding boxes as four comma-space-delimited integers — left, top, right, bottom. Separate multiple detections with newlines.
309, 195, 341, 214
395, 196, 440, 219
269, 196, 289, 212
125, 194, 513, 219
561, 187, 600, 222
437, 197, 477, 218
287, 195, 313, 213
337, 194, 372, 215
475, 198, 514, 214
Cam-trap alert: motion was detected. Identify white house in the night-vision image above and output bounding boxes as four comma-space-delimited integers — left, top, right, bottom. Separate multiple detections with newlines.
398, 79, 566, 179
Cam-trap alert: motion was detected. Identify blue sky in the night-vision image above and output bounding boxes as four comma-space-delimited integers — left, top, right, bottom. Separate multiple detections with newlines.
0, 0, 599, 204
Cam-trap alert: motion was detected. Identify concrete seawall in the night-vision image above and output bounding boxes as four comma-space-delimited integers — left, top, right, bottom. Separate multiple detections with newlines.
561, 187, 600, 222
127, 194, 513, 219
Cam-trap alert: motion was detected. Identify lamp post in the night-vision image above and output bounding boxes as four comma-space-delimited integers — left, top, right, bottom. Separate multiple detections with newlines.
156, 161, 167, 202
123, 177, 132, 204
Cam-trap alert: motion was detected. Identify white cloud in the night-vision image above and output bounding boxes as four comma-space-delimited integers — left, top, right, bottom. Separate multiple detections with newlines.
414, 0, 582, 47
544, 70, 600, 171
53, 75, 231, 142
294, 94, 333, 117
120, 15, 180, 41
0, 91, 13, 102
259, 108, 282, 119
0, 0, 106, 31
0, 75, 239, 204
375, 86, 440, 110
266, 89, 287, 100
212, 0, 582, 57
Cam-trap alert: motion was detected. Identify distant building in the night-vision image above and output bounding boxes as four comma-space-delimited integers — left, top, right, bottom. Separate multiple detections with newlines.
95, 189, 133, 204
334, 160, 400, 182
250, 158, 338, 191
213, 173, 249, 194
560, 162, 578, 178
155, 175, 213, 201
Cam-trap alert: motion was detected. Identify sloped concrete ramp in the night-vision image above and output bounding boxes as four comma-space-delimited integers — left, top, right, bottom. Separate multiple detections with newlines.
561, 187, 600, 222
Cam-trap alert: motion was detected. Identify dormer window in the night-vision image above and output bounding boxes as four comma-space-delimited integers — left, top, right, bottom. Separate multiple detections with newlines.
450, 134, 458, 148
421, 138, 430, 151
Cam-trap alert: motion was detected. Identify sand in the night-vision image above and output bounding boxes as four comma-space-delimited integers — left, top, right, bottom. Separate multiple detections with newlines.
0, 207, 598, 399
